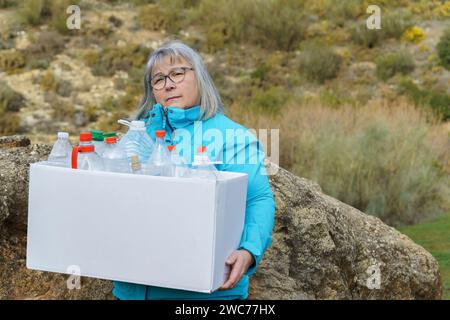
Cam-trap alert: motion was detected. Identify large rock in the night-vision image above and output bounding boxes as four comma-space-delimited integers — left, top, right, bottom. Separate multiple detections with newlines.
0, 135, 442, 299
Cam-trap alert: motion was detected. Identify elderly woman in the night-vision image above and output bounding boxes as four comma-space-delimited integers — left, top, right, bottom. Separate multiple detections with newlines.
112, 41, 275, 300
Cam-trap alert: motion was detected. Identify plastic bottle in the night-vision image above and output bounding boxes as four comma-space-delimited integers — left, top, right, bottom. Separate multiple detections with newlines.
91, 130, 106, 156
167, 145, 190, 178
71, 132, 104, 171
102, 137, 130, 173
47, 132, 72, 167
191, 146, 218, 180
117, 120, 154, 162
145, 130, 172, 177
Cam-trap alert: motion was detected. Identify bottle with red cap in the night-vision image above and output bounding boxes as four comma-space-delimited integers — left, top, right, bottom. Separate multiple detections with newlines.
191, 146, 218, 180
71, 132, 104, 171
102, 136, 130, 173
144, 130, 172, 176
167, 145, 190, 178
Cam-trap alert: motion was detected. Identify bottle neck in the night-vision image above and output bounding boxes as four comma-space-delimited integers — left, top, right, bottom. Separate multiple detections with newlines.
156, 137, 165, 145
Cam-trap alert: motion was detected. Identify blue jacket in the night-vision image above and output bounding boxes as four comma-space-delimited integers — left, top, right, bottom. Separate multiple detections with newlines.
112, 104, 276, 300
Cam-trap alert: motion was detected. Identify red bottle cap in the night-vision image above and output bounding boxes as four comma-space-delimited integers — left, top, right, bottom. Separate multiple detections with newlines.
79, 132, 92, 142
155, 130, 166, 138
105, 137, 117, 144
167, 145, 176, 152
197, 146, 206, 153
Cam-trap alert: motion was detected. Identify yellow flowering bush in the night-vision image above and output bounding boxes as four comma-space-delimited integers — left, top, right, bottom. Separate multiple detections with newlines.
402, 26, 426, 43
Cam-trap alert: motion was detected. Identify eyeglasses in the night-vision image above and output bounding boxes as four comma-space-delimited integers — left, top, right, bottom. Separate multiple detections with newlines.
150, 67, 194, 90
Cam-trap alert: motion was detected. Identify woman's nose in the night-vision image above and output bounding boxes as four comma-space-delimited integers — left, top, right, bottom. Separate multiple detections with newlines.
165, 80, 176, 91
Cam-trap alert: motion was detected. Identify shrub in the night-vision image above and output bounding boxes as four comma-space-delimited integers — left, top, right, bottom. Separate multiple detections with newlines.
16, 0, 76, 34
437, 28, 450, 70
49, 0, 74, 35
0, 81, 25, 113
351, 11, 414, 48
0, 49, 26, 74
193, 0, 306, 51
0, 81, 24, 135
23, 31, 66, 70
399, 78, 450, 121
376, 51, 415, 80
84, 44, 151, 77
0, 0, 16, 8
299, 42, 342, 83
248, 86, 291, 114
17, 0, 51, 27
279, 101, 449, 226
137, 1, 187, 34
402, 26, 426, 43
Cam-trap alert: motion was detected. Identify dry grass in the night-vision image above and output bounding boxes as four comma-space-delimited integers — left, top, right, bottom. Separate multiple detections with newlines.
228, 98, 450, 226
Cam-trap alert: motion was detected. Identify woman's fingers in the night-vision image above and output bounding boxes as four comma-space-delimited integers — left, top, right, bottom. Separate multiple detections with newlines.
226, 252, 238, 265
221, 257, 244, 289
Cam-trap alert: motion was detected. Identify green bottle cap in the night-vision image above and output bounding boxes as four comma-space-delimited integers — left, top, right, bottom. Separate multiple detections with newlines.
91, 130, 104, 141
103, 132, 117, 138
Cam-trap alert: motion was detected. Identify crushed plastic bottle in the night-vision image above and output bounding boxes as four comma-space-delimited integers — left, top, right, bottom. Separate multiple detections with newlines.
191, 146, 218, 180
102, 137, 130, 173
144, 130, 172, 177
71, 132, 104, 171
117, 120, 154, 162
47, 132, 72, 167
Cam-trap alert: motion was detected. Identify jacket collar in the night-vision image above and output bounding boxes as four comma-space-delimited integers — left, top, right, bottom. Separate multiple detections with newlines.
148, 103, 201, 129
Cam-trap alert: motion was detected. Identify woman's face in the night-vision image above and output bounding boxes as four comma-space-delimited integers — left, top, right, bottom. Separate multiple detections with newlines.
151, 56, 200, 109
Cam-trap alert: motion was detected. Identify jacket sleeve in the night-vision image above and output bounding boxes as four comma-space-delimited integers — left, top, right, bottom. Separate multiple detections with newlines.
218, 130, 276, 276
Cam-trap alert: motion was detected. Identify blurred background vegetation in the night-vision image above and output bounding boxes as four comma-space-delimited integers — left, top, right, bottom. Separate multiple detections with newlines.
0, 0, 449, 230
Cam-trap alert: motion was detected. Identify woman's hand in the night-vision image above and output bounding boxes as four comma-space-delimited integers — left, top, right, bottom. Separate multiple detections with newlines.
219, 249, 255, 290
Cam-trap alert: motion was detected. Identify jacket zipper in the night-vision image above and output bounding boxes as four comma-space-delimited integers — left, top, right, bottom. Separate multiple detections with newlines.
163, 108, 174, 142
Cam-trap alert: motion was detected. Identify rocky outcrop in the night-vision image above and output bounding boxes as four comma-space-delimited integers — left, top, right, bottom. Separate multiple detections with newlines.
0, 135, 442, 299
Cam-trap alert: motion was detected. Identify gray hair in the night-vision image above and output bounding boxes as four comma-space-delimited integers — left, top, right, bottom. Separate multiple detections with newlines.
134, 41, 224, 121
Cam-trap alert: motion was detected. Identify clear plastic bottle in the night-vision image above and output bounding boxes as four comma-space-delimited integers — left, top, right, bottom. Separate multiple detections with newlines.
91, 130, 106, 157
167, 145, 190, 178
71, 132, 104, 171
118, 120, 154, 162
145, 130, 172, 177
191, 146, 218, 180
47, 132, 72, 167
102, 137, 130, 173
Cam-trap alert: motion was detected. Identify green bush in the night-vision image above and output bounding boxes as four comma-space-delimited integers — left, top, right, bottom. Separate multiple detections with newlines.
248, 86, 291, 114
437, 28, 450, 70
193, 0, 306, 51
0, 81, 24, 135
17, 0, 51, 27
16, 0, 75, 34
84, 43, 151, 77
376, 51, 415, 80
49, 0, 74, 35
0, 49, 26, 74
24, 31, 66, 70
351, 11, 414, 48
0, 81, 25, 113
399, 78, 450, 121
299, 42, 342, 83
0, 0, 16, 8
137, 0, 189, 34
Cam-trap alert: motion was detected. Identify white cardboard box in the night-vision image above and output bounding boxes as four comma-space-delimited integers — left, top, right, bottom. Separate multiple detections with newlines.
26, 162, 248, 293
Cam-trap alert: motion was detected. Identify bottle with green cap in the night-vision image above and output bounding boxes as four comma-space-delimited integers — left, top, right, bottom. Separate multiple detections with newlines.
90, 130, 106, 156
